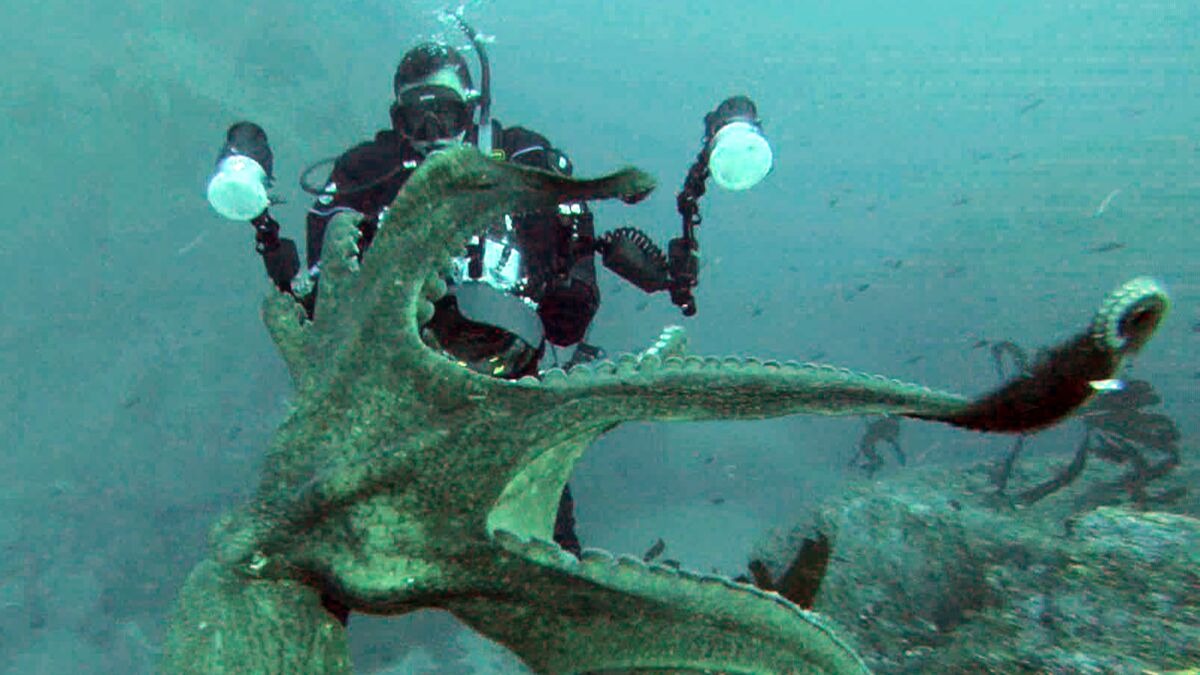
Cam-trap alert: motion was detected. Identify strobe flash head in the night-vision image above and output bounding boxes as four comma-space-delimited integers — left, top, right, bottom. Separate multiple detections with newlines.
206, 122, 275, 221
703, 96, 773, 191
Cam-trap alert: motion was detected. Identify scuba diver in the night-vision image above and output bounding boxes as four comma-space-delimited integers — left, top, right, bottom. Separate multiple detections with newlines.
205, 19, 775, 565
210, 38, 600, 559
225, 42, 606, 379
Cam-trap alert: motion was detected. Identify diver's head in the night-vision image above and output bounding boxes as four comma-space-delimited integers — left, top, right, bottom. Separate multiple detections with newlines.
395, 42, 474, 94
391, 43, 477, 153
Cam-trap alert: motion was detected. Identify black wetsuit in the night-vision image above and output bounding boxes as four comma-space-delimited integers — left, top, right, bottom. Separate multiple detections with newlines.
305, 122, 601, 363
256, 121, 590, 557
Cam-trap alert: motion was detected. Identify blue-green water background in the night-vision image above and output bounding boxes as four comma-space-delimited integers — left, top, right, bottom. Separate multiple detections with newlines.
1, 0, 1195, 671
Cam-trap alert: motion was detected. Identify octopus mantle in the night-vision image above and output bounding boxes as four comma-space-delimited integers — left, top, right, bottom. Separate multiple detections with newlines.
163, 147, 1167, 674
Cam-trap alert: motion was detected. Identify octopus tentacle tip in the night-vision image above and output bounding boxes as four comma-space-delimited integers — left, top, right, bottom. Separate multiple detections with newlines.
1091, 276, 1170, 354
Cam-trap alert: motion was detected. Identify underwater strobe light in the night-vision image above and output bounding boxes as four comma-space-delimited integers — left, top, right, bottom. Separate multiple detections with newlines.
704, 96, 773, 191
206, 122, 275, 220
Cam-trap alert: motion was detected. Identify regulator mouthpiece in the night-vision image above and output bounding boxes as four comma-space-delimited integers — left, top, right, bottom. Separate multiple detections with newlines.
704, 96, 773, 191
206, 122, 274, 220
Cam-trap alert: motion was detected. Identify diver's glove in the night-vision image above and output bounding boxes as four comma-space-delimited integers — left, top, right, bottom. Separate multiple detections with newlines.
252, 211, 300, 294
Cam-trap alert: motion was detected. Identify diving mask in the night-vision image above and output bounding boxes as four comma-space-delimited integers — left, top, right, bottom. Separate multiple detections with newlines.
392, 84, 475, 143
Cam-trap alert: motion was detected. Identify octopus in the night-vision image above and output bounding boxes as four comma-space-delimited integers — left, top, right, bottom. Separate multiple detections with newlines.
162, 147, 1168, 674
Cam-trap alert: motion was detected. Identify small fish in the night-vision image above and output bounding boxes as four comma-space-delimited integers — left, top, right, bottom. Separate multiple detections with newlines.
902, 354, 925, 365
951, 196, 969, 207
176, 232, 208, 256
709, 496, 726, 505
1018, 98, 1045, 116
840, 283, 870, 301
1006, 152, 1025, 162
1191, 320, 1200, 334
642, 538, 666, 562
1092, 188, 1122, 218
1087, 241, 1126, 254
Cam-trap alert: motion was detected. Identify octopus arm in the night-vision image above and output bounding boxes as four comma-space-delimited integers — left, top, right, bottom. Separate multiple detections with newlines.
443, 530, 870, 674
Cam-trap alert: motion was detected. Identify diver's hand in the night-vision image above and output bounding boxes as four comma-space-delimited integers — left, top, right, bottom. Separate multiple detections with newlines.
251, 211, 300, 294
261, 237, 301, 294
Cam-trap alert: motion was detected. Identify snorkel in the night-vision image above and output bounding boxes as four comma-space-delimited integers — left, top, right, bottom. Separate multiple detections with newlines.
444, 12, 493, 155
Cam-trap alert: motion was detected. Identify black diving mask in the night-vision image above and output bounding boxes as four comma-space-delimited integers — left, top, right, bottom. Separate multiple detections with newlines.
392, 84, 474, 143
